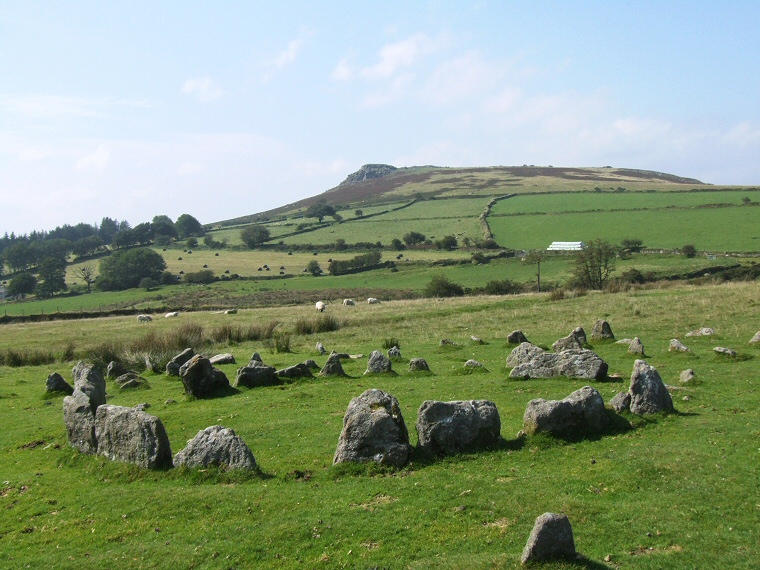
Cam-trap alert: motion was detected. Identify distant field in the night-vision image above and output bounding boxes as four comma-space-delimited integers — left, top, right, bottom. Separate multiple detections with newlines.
490, 205, 760, 252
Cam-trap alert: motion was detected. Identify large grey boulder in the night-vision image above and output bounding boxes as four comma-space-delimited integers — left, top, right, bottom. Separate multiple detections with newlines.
234, 363, 278, 388
276, 362, 314, 380
508, 344, 608, 381
408, 358, 430, 372
523, 386, 608, 436
365, 350, 392, 374
333, 389, 411, 468
166, 348, 195, 376
180, 355, 230, 397
591, 320, 615, 340
507, 330, 529, 345
551, 331, 583, 352
94, 405, 173, 469
320, 352, 346, 376
521, 512, 576, 564
46, 372, 73, 395
63, 389, 97, 454
416, 400, 500, 455
174, 425, 256, 470
629, 360, 674, 415
72, 361, 106, 413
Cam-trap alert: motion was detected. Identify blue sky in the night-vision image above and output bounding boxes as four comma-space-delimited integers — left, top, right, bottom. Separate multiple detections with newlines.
2, 1, 759, 235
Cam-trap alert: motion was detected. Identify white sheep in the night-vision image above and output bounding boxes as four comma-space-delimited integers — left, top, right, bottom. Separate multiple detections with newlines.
136, 314, 153, 323
165, 311, 179, 318
315, 301, 326, 312
342, 299, 355, 306
367, 297, 379, 304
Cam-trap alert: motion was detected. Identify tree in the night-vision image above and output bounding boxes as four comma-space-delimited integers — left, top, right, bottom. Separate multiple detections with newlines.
354, 209, 363, 217
186, 237, 198, 248
98, 217, 120, 244
175, 214, 204, 238
424, 275, 464, 297
305, 200, 336, 223
151, 215, 177, 240
35, 257, 67, 298
3, 242, 32, 272
391, 238, 405, 251
240, 224, 270, 248
7, 272, 37, 298
571, 239, 617, 290
435, 235, 458, 250
524, 250, 545, 292
75, 264, 96, 293
97, 248, 167, 291
111, 228, 137, 248
71, 235, 104, 258
402, 231, 426, 246
131, 222, 154, 245
682, 244, 698, 258
305, 260, 322, 276
621, 238, 644, 253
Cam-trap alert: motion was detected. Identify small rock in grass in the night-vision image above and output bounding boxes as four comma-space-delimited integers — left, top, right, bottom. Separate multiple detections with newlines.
521, 512, 576, 564
408, 358, 430, 372
686, 327, 714, 337
464, 359, 483, 368
669, 339, 691, 352
680, 369, 696, 383
713, 346, 737, 357
749, 331, 760, 344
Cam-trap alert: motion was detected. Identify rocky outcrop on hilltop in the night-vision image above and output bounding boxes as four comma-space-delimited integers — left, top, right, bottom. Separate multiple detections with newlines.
340, 164, 398, 185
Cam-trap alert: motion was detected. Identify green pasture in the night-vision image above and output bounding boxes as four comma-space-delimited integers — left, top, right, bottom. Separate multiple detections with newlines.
490, 206, 760, 252
1, 281, 759, 568
493, 190, 760, 215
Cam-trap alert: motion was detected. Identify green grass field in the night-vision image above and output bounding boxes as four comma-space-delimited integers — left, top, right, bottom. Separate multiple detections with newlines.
1, 281, 758, 568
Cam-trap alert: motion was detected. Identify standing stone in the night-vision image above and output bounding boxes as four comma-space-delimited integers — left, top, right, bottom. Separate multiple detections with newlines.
234, 364, 278, 388
302, 359, 320, 371
552, 330, 584, 352
333, 389, 411, 468
63, 390, 97, 454
523, 386, 608, 436
507, 330, 529, 345
46, 372, 73, 395
628, 337, 645, 355
591, 320, 615, 340
106, 361, 129, 379
166, 348, 195, 376
365, 350, 392, 374
174, 425, 257, 470
416, 400, 500, 455
669, 339, 691, 352
610, 391, 631, 413
320, 352, 346, 376
573, 327, 587, 346
249, 352, 263, 364
408, 358, 430, 372
180, 355, 230, 397
95, 405, 173, 470
680, 369, 696, 383
749, 331, 760, 344
521, 513, 576, 564
209, 353, 235, 365
388, 346, 401, 358
72, 361, 106, 413
629, 360, 674, 415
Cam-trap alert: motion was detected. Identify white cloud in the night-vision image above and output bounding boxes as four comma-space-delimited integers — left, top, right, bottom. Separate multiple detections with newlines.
74, 146, 110, 174
181, 77, 224, 102
362, 73, 416, 108
331, 57, 354, 81
419, 51, 499, 106
720, 122, 760, 148
274, 38, 304, 68
361, 32, 441, 80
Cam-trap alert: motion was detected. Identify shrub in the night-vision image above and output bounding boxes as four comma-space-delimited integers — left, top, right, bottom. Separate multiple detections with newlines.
381, 338, 400, 350
548, 288, 566, 301
682, 244, 698, 258
273, 333, 291, 353
139, 277, 159, 290
183, 270, 215, 284
294, 315, 340, 335
424, 275, 464, 297
240, 224, 270, 248
435, 235, 458, 250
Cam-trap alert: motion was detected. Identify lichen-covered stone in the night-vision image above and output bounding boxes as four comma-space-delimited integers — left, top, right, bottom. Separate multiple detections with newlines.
629, 360, 674, 415
174, 425, 256, 470
94, 405, 173, 469
521, 512, 576, 564
416, 400, 500, 455
523, 386, 608, 436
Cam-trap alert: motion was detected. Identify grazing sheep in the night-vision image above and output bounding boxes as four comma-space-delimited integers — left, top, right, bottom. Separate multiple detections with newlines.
343, 299, 355, 306
367, 297, 379, 304
315, 301, 326, 312
137, 314, 153, 323
165, 311, 179, 318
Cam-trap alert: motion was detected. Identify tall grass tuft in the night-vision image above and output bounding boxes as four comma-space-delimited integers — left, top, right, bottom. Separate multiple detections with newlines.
272, 332, 291, 353
382, 337, 401, 350
0, 348, 57, 367
294, 315, 341, 335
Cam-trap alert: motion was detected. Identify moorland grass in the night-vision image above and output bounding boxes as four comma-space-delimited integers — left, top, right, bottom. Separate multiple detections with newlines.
1, 281, 758, 568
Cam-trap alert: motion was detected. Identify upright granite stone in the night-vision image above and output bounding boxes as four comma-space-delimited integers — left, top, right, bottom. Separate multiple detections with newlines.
180, 355, 230, 397
508, 344, 608, 381
628, 337, 645, 355
333, 389, 411, 468
388, 346, 401, 358
46, 372, 73, 395
416, 400, 500, 455
234, 363, 278, 388
591, 320, 615, 340
94, 405, 173, 469
408, 358, 430, 372
523, 386, 608, 436
72, 361, 106, 412
365, 350, 392, 374
507, 330, 529, 345
552, 331, 583, 352
316, 342, 327, 355
63, 389, 97, 454
320, 352, 346, 376
573, 327, 587, 346
749, 331, 760, 345
166, 348, 195, 376
629, 360, 674, 415
174, 425, 257, 470
521, 513, 576, 564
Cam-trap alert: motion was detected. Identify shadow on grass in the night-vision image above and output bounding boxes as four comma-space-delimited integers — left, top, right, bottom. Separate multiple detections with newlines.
410, 435, 526, 468
522, 554, 613, 569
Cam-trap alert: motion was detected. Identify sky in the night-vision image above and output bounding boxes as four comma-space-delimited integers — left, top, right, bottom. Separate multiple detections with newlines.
2, 1, 760, 235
